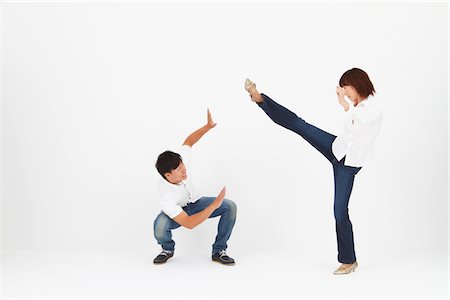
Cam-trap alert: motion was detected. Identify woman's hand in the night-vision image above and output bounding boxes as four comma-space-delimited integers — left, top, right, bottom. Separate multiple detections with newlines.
336, 86, 350, 112
336, 86, 346, 98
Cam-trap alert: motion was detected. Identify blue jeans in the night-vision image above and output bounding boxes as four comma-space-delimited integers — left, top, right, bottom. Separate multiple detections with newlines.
153, 197, 237, 255
258, 94, 361, 264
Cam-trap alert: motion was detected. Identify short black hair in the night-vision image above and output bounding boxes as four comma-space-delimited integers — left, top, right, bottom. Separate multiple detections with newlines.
155, 151, 182, 180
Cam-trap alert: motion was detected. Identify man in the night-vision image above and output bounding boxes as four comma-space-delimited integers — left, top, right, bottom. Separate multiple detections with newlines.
153, 109, 237, 265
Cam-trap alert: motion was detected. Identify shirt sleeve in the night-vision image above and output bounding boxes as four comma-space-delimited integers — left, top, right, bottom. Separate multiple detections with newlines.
159, 193, 183, 219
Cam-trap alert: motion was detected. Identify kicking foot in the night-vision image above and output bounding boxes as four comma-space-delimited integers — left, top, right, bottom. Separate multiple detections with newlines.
244, 78, 263, 103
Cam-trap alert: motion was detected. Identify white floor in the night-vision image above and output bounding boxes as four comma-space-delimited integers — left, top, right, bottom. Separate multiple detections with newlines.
1, 248, 448, 299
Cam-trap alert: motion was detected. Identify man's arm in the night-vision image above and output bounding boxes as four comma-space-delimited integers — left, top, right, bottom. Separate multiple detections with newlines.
183, 109, 217, 147
173, 187, 226, 229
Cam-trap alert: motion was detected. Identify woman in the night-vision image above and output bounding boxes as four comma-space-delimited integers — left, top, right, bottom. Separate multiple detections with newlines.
245, 68, 382, 275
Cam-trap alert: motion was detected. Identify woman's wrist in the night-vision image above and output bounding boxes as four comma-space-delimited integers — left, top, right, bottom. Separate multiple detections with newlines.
338, 97, 349, 111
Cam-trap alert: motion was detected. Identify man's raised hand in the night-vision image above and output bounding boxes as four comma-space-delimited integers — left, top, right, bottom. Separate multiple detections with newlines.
207, 108, 217, 129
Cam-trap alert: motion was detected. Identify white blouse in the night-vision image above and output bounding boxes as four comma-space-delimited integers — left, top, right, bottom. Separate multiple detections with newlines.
332, 96, 382, 167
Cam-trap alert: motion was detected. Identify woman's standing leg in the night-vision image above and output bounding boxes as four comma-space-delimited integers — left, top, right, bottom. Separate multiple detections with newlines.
332, 163, 360, 264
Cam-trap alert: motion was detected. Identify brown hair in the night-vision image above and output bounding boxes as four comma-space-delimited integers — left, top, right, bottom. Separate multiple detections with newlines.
339, 68, 376, 99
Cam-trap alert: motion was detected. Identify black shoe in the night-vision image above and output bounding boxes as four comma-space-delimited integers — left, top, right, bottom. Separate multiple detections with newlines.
153, 249, 174, 264
212, 250, 235, 265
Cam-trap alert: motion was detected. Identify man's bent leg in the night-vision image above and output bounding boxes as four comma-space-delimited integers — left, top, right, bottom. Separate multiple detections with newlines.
210, 199, 237, 254
185, 197, 237, 254
153, 211, 181, 252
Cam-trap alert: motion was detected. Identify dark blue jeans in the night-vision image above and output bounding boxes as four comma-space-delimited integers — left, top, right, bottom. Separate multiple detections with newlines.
153, 197, 237, 255
258, 94, 361, 264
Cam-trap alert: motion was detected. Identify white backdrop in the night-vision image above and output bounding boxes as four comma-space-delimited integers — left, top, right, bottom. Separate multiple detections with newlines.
1, 2, 448, 259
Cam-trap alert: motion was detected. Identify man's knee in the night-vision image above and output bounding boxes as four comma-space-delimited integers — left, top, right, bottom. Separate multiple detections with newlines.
223, 199, 237, 218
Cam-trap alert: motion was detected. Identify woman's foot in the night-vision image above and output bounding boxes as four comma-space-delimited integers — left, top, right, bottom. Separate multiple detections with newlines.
333, 261, 358, 275
244, 79, 263, 103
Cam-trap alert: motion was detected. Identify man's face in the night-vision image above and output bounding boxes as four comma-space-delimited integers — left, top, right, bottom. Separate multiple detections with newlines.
165, 162, 187, 184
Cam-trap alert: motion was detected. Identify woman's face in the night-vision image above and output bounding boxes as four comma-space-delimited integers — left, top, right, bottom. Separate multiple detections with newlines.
343, 85, 362, 104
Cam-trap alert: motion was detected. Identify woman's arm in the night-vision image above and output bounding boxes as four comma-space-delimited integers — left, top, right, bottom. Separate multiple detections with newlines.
336, 86, 350, 112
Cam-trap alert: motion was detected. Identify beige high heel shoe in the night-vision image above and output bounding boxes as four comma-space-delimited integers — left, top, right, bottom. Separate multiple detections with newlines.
244, 78, 263, 103
244, 78, 257, 94
333, 261, 358, 275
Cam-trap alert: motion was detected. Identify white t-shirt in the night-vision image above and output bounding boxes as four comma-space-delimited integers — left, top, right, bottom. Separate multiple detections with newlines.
156, 145, 202, 218
332, 96, 382, 167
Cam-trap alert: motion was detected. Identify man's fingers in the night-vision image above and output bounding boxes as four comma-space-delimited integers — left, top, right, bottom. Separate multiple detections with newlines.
207, 108, 216, 127
219, 186, 226, 197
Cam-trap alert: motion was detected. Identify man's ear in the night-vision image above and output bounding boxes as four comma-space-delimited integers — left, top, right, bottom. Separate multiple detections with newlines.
164, 172, 171, 180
